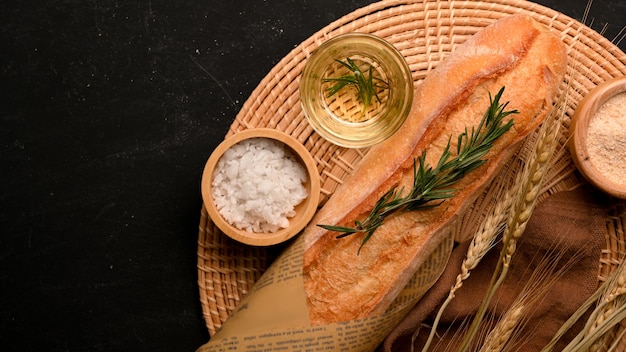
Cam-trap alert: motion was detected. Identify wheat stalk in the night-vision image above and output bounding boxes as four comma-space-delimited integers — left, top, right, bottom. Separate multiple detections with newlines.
417, 181, 515, 352
551, 256, 626, 352
607, 328, 626, 351
541, 255, 626, 351
477, 235, 587, 352
540, 199, 626, 351
457, 96, 565, 352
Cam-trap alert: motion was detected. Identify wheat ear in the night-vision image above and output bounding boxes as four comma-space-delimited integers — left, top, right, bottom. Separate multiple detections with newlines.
589, 283, 626, 351
480, 305, 525, 352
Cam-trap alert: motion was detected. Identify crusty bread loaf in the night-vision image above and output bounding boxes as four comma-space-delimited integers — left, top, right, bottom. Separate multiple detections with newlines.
302, 14, 567, 325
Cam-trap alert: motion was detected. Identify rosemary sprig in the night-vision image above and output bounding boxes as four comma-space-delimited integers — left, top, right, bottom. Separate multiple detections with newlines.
318, 87, 517, 253
322, 58, 389, 116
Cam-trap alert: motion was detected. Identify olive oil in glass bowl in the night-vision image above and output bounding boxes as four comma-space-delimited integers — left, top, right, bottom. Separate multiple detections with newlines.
300, 33, 413, 148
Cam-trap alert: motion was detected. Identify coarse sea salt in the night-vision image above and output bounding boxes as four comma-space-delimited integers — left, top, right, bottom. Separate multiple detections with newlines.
211, 137, 309, 233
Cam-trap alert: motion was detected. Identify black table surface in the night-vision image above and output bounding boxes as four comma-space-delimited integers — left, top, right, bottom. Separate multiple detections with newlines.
1, 1, 624, 351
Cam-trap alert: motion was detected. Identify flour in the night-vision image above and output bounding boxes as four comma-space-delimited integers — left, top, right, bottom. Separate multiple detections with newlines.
587, 92, 626, 186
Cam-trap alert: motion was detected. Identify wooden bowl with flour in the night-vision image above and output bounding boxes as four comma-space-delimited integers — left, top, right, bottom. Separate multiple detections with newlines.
568, 76, 626, 199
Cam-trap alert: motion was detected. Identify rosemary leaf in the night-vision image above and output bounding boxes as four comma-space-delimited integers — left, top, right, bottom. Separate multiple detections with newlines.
322, 58, 389, 116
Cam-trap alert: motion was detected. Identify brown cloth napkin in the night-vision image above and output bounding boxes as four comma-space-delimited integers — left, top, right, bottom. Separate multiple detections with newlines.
380, 186, 610, 351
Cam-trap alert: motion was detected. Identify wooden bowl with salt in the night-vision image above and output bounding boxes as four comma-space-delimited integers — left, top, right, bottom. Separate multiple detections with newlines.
568, 76, 626, 199
201, 128, 321, 246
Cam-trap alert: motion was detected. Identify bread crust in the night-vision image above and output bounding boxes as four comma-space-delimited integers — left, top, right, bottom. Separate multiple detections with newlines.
302, 14, 567, 325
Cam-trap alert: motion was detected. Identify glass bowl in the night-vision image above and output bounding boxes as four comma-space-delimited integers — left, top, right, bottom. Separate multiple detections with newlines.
300, 33, 413, 148
201, 128, 321, 246
568, 76, 626, 199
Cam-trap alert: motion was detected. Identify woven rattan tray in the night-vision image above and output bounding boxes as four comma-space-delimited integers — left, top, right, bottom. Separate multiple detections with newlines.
197, 0, 626, 340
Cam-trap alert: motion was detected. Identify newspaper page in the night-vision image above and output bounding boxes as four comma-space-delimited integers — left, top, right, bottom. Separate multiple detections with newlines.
197, 232, 453, 352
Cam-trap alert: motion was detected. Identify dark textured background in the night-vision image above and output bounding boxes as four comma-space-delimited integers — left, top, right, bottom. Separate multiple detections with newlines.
1, 1, 624, 351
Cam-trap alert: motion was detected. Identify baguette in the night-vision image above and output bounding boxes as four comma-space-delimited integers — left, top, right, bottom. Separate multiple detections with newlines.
302, 14, 567, 325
